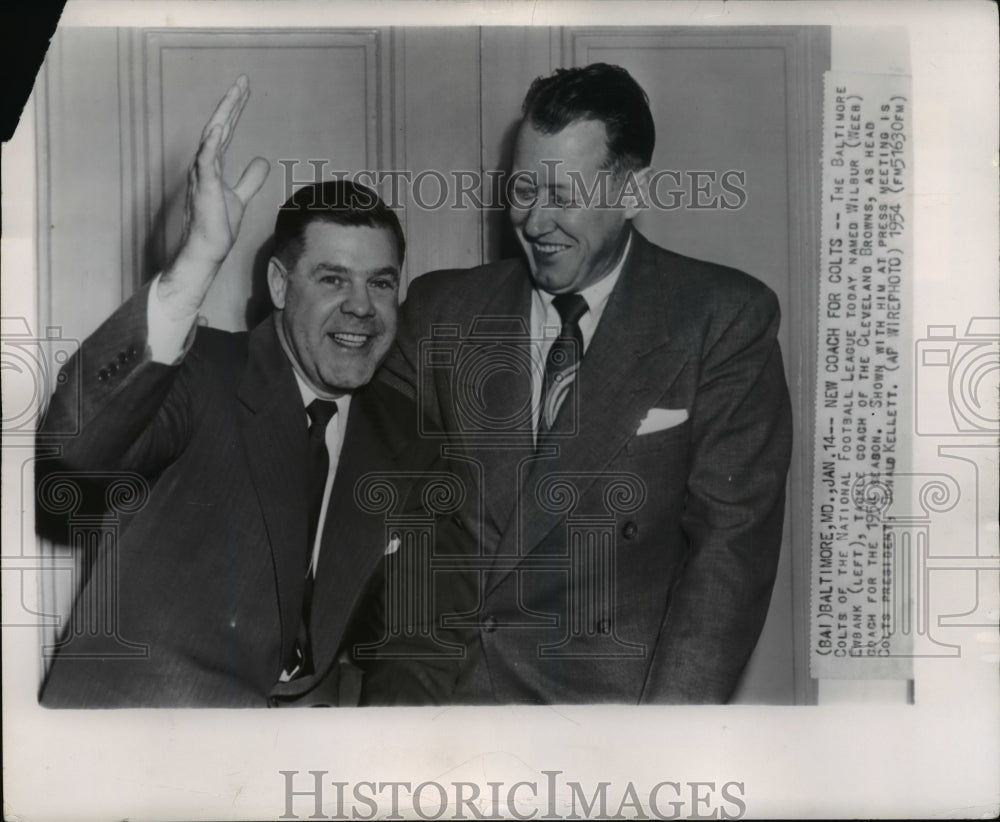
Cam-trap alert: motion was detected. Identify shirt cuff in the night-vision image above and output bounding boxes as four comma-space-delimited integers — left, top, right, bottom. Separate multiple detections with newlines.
147, 273, 199, 365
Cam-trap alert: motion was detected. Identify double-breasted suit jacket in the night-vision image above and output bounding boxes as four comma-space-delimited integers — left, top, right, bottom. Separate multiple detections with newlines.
371, 228, 793, 704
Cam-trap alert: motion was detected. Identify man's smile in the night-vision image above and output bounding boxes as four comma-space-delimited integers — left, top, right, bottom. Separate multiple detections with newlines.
328, 330, 375, 349
530, 240, 572, 258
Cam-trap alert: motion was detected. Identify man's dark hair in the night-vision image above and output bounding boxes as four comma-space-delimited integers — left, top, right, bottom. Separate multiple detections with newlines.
521, 62, 655, 174
272, 179, 405, 268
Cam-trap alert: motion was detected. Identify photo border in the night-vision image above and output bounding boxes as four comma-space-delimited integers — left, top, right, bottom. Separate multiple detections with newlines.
2, 2, 997, 819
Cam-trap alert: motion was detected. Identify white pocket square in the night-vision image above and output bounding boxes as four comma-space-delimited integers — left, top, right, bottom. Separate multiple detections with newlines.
636, 407, 689, 436
385, 535, 401, 555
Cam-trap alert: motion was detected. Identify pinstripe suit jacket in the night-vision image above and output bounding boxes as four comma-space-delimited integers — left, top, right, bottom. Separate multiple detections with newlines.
37, 283, 427, 707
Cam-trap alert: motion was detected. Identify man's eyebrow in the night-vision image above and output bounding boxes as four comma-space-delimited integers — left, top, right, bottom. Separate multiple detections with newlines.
311, 262, 351, 275
310, 262, 399, 279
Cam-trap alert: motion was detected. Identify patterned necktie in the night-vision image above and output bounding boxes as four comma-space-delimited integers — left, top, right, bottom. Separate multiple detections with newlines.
538, 293, 588, 441
286, 398, 338, 679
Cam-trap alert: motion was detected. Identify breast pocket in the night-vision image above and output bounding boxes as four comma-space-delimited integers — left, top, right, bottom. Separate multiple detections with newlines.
624, 419, 692, 456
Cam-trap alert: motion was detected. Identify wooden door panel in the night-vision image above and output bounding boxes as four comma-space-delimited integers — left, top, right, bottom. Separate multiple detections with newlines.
141, 30, 385, 331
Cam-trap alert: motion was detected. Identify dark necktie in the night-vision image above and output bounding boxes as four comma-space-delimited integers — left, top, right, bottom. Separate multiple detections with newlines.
306, 399, 339, 551
286, 398, 338, 679
538, 293, 588, 440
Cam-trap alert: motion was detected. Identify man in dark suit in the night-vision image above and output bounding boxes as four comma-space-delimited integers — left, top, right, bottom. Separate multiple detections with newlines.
37, 77, 428, 707
362, 63, 793, 704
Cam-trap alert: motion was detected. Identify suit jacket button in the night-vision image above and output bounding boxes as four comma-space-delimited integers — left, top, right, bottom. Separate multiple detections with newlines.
107, 362, 118, 376
483, 615, 498, 633
268, 696, 280, 707
127, 344, 137, 357
117, 351, 128, 363
622, 521, 638, 540
97, 369, 109, 382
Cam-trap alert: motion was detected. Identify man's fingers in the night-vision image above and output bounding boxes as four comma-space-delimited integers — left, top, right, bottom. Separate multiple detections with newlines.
200, 76, 247, 142
195, 123, 224, 180
232, 157, 271, 206
220, 78, 251, 154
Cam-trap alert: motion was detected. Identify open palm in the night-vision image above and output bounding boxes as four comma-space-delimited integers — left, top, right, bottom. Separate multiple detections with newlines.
179, 75, 270, 270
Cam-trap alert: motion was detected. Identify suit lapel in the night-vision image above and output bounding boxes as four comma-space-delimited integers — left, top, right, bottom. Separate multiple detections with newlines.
440, 262, 535, 533
488, 230, 690, 595
236, 317, 310, 669
308, 386, 412, 676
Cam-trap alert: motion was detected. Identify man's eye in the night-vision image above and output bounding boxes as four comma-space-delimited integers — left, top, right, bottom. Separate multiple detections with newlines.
319, 275, 344, 286
512, 187, 536, 204
370, 278, 397, 291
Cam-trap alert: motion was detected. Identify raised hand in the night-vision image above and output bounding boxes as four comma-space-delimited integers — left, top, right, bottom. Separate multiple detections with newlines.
159, 75, 270, 318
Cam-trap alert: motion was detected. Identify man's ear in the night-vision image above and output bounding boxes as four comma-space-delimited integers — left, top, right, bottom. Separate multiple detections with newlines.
620, 166, 653, 219
267, 257, 287, 309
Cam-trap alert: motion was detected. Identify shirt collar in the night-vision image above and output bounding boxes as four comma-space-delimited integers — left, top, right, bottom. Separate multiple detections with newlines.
289, 362, 350, 418
273, 314, 350, 413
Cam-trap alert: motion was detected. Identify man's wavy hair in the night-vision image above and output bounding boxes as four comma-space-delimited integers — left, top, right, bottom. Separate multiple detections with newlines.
521, 62, 655, 176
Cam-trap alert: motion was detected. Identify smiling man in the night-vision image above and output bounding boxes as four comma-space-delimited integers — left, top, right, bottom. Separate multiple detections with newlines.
508, 116, 646, 296
268, 207, 401, 393
37, 78, 429, 707
367, 63, 793, 705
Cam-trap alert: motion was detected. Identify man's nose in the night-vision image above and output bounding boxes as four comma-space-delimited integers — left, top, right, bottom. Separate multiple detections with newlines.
522, 197, 554, 238
340, 282, 375, 317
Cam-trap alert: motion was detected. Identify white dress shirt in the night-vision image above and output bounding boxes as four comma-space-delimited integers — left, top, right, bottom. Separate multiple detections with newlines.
529, 232, 632, 435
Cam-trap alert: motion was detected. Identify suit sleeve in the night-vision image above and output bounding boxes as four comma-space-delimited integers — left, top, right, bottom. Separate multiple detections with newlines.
39, 282, 195, 477
640, 285, 792, 703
